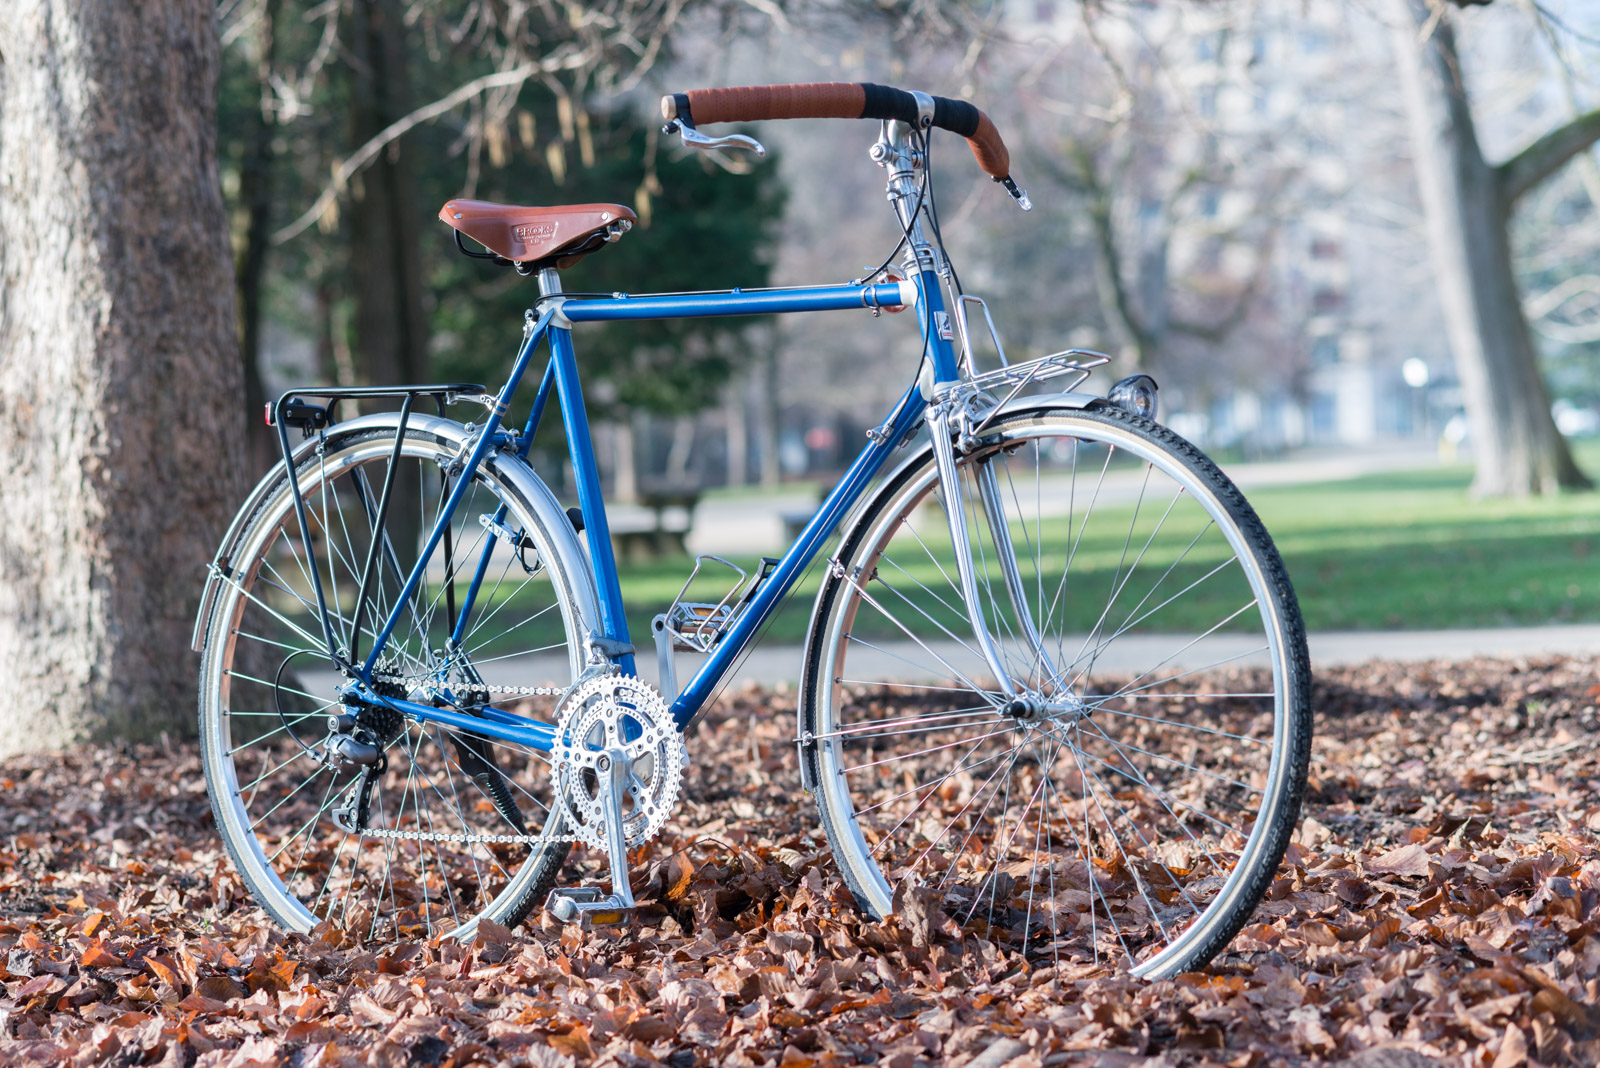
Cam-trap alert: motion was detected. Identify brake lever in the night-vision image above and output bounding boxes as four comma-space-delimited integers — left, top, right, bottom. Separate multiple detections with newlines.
662, 119, 767, 158
995, 175, 1033, 211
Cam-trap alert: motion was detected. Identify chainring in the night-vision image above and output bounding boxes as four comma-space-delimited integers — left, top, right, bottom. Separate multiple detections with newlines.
552, 675, 685, 851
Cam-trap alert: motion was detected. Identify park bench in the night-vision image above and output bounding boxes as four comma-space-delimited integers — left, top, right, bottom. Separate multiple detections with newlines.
610, 485, 700, 561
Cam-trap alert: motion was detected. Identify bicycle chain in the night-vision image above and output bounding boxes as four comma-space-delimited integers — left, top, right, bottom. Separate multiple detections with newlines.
347, 680, 577, 844
344, 824, 577, 844
369, 673, 568, 700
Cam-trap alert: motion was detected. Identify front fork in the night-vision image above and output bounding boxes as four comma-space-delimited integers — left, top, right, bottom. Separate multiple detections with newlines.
924, 398, 1060, 699
876, 116, 1058, 700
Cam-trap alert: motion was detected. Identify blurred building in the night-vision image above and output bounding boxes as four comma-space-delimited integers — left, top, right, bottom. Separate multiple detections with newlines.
1009, 0, 1459, 451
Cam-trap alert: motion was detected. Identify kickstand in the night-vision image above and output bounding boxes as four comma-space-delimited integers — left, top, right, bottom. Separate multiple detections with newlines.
546, 744, 637, 928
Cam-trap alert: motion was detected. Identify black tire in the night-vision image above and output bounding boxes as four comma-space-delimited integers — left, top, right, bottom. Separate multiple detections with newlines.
197, 420, 588, 940
800, 402, 1311, 977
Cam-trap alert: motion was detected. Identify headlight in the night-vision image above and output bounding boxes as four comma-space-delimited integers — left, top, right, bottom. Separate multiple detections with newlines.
1108, 374, 1160, 421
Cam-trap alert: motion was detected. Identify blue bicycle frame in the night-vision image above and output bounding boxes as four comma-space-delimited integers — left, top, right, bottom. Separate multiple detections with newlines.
323, 267, 962, 754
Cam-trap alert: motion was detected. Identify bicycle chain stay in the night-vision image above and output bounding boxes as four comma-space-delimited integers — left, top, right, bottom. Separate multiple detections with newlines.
331, 676, 578, 845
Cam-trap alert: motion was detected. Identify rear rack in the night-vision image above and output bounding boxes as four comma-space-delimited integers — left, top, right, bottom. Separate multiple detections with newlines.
267, 383, 490, 674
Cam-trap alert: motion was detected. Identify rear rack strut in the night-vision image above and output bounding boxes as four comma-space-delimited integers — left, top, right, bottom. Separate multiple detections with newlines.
268, 384, 488, 674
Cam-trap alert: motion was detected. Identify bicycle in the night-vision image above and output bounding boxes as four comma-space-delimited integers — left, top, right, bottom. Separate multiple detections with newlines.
194, 82, 1311, 979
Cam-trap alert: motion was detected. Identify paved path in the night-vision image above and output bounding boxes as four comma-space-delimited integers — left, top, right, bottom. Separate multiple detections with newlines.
699, 623, 1600, 686
678, 442, 1441, 556
303, 624, 1600, 699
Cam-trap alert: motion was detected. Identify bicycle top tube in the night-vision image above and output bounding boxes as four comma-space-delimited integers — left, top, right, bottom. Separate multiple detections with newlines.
555, 282, 917, 323
328, 88, 1039, 734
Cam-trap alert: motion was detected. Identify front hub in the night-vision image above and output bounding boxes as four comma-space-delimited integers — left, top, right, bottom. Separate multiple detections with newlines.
1001, 696, 1047, 722
999, 692, 1089, 728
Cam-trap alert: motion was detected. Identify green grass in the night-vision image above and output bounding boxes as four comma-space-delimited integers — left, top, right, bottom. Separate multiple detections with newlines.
603, 453, 1600, 641
1253, 461, 1600, 630
281, 448, 1600, 665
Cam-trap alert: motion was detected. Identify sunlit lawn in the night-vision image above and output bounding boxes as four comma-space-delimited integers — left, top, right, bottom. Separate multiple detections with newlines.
283, 445, 1600, 661
608, 448, 1600, 644
1255, 459, 1600, 630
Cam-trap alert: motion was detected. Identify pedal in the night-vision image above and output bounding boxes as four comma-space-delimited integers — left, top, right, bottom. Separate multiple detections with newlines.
666, 601, 737, 652
545, 886, 636, 928
662, 555, 780, 654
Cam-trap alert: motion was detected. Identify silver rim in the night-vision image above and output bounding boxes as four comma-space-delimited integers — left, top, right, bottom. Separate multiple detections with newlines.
810, 410, 1302, 978
199, 430, 586, 940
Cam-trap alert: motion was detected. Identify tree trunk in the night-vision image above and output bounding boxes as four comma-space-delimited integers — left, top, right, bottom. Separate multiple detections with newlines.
612, 420, 638, 503
1389, 0, 1589, 496
0, 0, 245, 756
346, 0, 427, 555
1086, 194, 1153, 373
346, 0, 428, 391
237, 0, 281, 474
725, 374, 748, 487
665, 416, 695, 486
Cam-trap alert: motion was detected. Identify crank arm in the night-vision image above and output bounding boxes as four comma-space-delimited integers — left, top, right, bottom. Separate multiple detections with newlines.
545, 744, 637, 928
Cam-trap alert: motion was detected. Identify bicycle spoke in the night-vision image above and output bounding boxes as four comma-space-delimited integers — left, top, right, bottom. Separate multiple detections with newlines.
201, 429, 579, 942
809, 409, 1305, 977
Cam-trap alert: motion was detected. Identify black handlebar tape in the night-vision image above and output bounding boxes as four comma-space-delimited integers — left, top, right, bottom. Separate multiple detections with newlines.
857, 84, 982, 139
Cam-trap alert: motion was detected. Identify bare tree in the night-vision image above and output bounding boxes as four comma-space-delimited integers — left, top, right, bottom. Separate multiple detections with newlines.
0, 0, 245, 756
236, 0, 282, 471
995, 5, 1294, 420
1390, 0, 1600, 495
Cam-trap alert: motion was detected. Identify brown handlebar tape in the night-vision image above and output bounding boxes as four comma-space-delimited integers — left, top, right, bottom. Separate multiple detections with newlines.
661, 82, 1010, 180
967, 112, 1009, 180
672, 83, 867, 124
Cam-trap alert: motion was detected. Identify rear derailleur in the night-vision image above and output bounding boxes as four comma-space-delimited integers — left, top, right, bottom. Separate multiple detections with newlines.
325, 690, 407, 833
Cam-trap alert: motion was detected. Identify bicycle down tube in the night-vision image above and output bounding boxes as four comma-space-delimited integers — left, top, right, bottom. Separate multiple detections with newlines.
336, 272, 951, 746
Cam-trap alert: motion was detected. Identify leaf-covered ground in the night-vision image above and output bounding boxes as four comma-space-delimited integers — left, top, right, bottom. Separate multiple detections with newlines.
2, 656, 1598, 1067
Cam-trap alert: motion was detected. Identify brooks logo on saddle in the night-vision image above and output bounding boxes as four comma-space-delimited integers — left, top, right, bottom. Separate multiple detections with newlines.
513, 221, 558, 242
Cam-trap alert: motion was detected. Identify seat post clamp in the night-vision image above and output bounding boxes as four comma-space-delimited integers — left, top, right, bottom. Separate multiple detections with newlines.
528, 300, 572, 331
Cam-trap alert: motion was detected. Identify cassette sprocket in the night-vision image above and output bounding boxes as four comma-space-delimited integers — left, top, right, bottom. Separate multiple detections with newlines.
552, 675, 685, 851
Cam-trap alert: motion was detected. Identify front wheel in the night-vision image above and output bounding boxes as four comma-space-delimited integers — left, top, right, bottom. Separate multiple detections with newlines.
800, 402, 1311, 978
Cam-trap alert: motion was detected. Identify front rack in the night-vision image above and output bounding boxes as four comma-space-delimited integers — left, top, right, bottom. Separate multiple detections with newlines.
965, 348, 1111, 397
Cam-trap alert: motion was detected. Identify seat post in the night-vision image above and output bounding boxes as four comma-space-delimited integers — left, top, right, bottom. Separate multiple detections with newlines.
537, 268, 562, 298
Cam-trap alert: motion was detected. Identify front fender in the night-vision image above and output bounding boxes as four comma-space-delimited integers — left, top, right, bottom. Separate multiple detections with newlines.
862, 389, 1103, 516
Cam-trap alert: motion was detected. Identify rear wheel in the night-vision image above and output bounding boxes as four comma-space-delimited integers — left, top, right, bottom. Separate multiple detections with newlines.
197, 421, 592, 940
801, 403, 1311, 977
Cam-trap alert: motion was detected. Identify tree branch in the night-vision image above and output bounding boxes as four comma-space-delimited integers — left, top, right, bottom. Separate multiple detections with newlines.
1169, 223, 1279, 344
1497, 108, 1600, 205
272, 61, 539, 244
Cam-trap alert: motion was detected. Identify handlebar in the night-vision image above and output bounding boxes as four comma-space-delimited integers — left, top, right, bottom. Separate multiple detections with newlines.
660, 82, 1012, 182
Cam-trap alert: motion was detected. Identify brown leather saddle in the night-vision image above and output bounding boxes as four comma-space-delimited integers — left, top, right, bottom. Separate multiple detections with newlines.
439, 199, 637, 270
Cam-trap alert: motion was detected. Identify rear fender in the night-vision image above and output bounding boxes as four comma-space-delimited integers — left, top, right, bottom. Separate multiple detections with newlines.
191, 412, 599, 659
